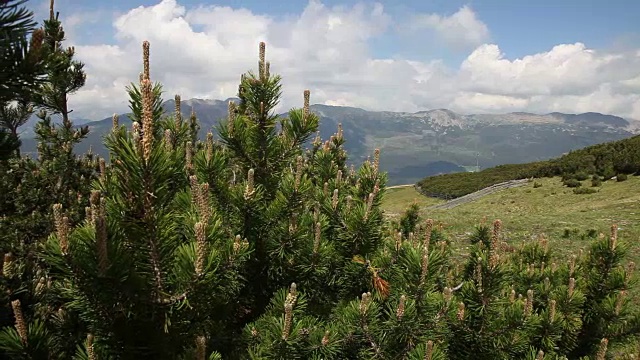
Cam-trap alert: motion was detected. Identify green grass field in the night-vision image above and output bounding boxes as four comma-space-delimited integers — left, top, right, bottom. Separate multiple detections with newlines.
383, 176, 640, 264
383, 175, 640, 355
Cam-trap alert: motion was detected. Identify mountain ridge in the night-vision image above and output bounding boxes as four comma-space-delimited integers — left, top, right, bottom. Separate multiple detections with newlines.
18, 98, 640, 185
19, 98, 640, 135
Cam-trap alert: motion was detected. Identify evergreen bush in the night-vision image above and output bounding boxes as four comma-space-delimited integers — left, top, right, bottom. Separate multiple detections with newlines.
573, 187, 597, 195
563, 179, 582, 188
574, 172, 589, 181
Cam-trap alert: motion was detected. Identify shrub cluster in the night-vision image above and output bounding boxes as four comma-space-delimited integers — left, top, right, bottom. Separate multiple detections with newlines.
417, 135, 640, 199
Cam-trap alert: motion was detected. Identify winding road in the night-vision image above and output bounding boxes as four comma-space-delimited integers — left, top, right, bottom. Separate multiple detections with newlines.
387, 179, 530, 210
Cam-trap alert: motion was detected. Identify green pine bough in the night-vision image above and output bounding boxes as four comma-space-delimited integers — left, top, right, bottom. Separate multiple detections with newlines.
0, 40, 639, 360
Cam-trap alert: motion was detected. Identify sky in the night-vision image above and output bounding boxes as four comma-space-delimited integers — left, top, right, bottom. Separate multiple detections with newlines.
28, 0, 640, 120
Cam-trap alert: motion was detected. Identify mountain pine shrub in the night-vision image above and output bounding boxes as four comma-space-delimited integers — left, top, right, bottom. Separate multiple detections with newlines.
0, 2, 97, 356
0, 0, 47, 104
573, 187, 598, 194
563, 179, 582, 188
0, 39, 639, 359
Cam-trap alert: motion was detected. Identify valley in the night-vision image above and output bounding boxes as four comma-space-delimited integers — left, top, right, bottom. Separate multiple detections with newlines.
18, 99, 640, 185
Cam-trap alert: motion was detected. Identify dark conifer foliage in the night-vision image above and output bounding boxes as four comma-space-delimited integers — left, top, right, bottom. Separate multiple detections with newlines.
0, 0, 46, 104
0, 1, 96, 358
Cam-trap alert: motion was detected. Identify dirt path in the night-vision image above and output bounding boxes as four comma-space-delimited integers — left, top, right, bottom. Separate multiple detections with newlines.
386, 184, 414, 190
424, 179, 530, 210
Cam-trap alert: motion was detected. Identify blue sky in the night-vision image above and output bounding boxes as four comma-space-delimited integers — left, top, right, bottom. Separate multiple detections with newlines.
321, 0, 639, 60
25, 0, 640, 120
42, 0, 640, 62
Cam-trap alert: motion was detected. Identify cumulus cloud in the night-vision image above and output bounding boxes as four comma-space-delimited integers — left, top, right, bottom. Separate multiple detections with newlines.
53, 0, 640, 121
407, 5, 490, 49
455, 44, 640, 116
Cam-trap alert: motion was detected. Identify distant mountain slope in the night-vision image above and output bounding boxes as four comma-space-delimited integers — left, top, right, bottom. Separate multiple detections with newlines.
416, 134, 640, 199
548, 112, 630, 128
19, 99, 639, 185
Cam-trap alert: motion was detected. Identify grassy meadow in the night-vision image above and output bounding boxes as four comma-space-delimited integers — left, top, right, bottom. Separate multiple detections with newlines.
383, 175, 640, 266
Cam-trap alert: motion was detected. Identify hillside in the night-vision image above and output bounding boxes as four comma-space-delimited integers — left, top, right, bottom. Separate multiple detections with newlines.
416, 134, 640, 199
384, 175, 640, 264
18, 99, 639, 185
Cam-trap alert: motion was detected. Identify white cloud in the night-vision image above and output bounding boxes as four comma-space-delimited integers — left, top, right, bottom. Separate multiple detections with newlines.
459, 43, 625, 96
56, 0, 640, 122
454, 44, 640, 116
408, 5, 490, 49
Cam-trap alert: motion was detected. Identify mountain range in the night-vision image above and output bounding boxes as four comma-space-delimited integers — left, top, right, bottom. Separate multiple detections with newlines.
18, 98, 640, 185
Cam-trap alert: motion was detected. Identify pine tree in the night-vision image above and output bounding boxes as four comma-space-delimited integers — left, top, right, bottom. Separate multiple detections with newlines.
0, 0, 44, 159
0, 0, 46, 104
0, 39, 386, 359
30, 0, 86, 126
0, 1, 96, 358
9, 40, 247, 359
0, 100, 33, 149
0, 0, 92, 248
0, 99, 30, 160
0, 0, 93, 263
0, 107, 97, 359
